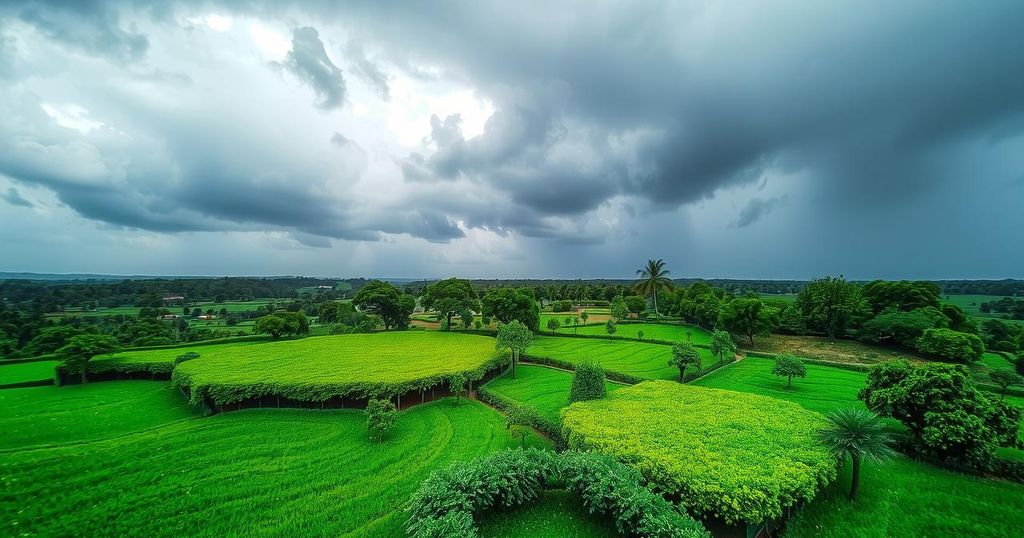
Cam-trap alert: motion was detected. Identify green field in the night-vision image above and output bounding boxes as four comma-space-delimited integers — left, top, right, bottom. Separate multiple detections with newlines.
552, 322, 712, 345
91, 340, 270, 375
0, 360, 57, 385
693, 357, 868, 414
0, 382, 546, 536
525, 336, 717, 381
48, 300, 277, 318
943, 294, 1024, 326
483, 365, 622, 423
785, 454, 1024, 537
478, 490, 617, 537
172, 332, 505, 405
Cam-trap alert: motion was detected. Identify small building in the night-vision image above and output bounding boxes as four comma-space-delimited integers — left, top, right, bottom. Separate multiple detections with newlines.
315, 285, 333, 290
161, 314, 180, 320
163, 295, 185, 302
197, 314, 216, 320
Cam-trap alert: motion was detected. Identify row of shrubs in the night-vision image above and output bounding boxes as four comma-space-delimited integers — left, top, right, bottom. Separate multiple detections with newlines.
476, 383, 564, 447
405, 448, 710, 538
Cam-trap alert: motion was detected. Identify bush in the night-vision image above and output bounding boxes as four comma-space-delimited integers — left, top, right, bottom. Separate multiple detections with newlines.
915, 328, 984, 363
561, 381, 835, 524
174, 352, 200, 364
366, 399, 398, 442
405, 448, 709, 538
567, 360, 606, 404
551, 300, 573, 313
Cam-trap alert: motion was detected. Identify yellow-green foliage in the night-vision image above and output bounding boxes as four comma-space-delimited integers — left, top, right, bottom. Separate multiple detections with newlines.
170, 333, 507, 405
90, 340, 266, 375
560, 381, 836, 524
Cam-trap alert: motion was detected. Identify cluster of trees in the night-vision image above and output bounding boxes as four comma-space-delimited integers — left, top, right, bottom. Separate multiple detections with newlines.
980, 296, 1024, 319
352, 280, 416, 330
253, 312, 309, 338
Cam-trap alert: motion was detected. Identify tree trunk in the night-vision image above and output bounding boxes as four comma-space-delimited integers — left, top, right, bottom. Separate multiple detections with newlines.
849, 454, 862, 500
446, 313, 453, 331
653, 291, 659, 317
748, 333, 754, 346
679, 367, 686, 382
512, 352, 517, 379
788, 375, 793, 387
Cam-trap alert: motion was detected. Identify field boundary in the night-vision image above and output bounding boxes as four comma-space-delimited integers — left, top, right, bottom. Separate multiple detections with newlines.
0, 379, 54, 390
535, 330, 712, 349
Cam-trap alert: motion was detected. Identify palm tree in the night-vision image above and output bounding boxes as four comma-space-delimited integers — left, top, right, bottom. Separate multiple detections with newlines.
817, 408, 895, 500
634, 259, 673, 317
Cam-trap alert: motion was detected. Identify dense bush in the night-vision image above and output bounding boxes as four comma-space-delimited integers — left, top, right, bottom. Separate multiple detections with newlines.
174, 352, 200, 364
561, 381, 836, 524
550, 300, 573, 312
567, 360, 606, 404
366, 398, 398, 442
859, 360, 1022, 468
915, 328, 984, 363
254, 312, 309, 338
405, 448, 709, 538
857, 307, 948, 348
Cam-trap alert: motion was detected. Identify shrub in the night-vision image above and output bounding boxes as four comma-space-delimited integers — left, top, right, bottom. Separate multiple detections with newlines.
771, 354, 807, 387
405, 448, 709, 538
561, 381, 835, 524
551, 300, 573, 312
567, 360, 606, 404
174, 352, 200, 364
366, 399, 398, 442
915, 328, 984, 363
546, 318, 561, 332
448, 373, 466, 404
605, 319, 617, 335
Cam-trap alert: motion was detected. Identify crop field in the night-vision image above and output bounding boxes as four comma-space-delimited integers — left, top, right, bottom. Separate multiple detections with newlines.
943, 294, 1024, 326
552, 322, 712, 345
540, 308, 611, 325
172, 332, 505, 405
478, 490, 616, 537
91, 339, 270, 375
745, 334, 926, 364
0, 360, 57, 385
525, 336, 717, 381
482, 365, 622, 423
0, 382, 546, 537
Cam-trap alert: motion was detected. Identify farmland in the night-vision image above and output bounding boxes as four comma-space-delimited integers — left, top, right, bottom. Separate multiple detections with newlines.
483, 364, 622, 423
552, 322, 712, 345
525, 335, 717, 381
0, 360, 57, 386
0, 384, 546, 536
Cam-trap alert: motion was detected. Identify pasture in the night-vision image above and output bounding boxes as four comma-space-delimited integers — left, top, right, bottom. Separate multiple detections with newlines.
552, 322, 712, 345
525, 336, 717, 382
943, 294, 1024, 326
0, 360, 57, 385
0, 383, 545, 537
744, 333, 925, 364
482, 364, 622, 423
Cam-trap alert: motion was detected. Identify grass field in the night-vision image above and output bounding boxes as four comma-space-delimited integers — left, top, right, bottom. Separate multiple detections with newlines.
91, 339, 270, 374
541, 308, 611, 326
483, 365, 622, 423
478, 490, 617, 537
47, 300, 277, 318
551, 322, 712, 345
943, 294, 1024, 326
0, 384, 546, 537
784, 454, 1024, 537
744, 334, 925, 364
526, 336, 717, 381
0, 360, 57, 385
172, 332, 504, 405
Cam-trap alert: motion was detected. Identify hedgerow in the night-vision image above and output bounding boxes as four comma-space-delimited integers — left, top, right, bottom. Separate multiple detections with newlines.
164, 333, 508, 406
561, 381, 837, 524
405, 448, 710, 538
476, 384, 564, 446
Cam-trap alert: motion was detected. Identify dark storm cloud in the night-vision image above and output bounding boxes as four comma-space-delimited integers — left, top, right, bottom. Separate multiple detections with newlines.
12, 0, 148, 62
734, 196, 787, 228
281, 26, 347, 110
2, 187, 33, 207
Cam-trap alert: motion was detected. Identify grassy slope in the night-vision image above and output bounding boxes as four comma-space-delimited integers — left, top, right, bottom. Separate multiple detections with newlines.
483, 365, 621, 423
0, 383, 547, 537
478, 490, 617, 538
0, 360, 58, 384
554, 322, 712, 345
91, 340, 269, 370
943, 294, 1024, 327
526, 336, 716, 381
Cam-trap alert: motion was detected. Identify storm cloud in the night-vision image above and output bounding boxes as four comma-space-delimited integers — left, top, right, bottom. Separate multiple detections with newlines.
0, 0, 1022, 278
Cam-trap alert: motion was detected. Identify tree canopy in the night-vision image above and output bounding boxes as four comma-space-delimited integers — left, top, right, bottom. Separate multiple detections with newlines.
719, 297, 778, 345
420, 278, 479, 332
634, 259, 672, 316
797, 276, 867, 338
352, 280, 415, 330
481, 287, 540, 331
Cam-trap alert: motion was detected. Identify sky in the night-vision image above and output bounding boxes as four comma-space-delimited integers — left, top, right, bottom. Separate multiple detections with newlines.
1, 0, 1022, 280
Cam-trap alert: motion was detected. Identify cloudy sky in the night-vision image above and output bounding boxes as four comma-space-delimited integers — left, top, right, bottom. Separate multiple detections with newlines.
1, 1, 1022, 280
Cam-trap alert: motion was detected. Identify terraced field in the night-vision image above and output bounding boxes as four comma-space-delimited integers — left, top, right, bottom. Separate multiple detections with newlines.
553, 322, 712, 345
0, 360, 57, 386
483, 365, 622, 423
91, 340, 269, 375
525, 336, 716, 381
0, 382, 546, 537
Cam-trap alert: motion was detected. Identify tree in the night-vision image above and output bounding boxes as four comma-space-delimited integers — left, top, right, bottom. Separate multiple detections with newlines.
989, 369, 1022, 399
580, 311, 590, 325
572, 315, 580, 334
634, 259, 673, 317
915, 328, 984, 363
459, 309, 474, 330
797, 276, 868, 339
505, 405, 537, 449
859, 360, 1022, 468
568, 360, 606, 404
719, 297, 779, 346
709, 330, 737, 364
623, 295, 647, 316
481, 287, 540, 331
677, 282, 726, 329
546, 318, 561, 332
56, 334, 119, 384
772, 354, 807, 387
861, 280, 941, 314
495, 320, 533, 379
605, 319, 616, 335
254, 312, 309, 339
366, 399, 398, 442
858, 307, 948, 349
353, 280, 415, 330
817, 408, 894, 500
448, 373, 467, 404
637, 329, 644, 340
610, 295, 629, 321
668, 342, 702, 382
420, 278, 479, 332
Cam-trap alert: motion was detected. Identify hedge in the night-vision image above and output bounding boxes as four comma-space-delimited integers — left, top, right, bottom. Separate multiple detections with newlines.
405, 448, 710, 538
561, 381, 837, 525
476, 384, 564, 447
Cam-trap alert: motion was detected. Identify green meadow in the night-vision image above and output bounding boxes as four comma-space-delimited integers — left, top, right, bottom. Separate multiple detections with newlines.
553, 322, 712, 345
483, 364, 622, 423
0, 360, 57, 385
526, 335, 717, 381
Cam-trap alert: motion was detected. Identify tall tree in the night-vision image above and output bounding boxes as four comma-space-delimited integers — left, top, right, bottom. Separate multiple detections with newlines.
420, 278, 479, 332
668, 342, 702, 382
797, 276, 868, 339
634, 259, 673, 317
481, 287, 540, 331
56, 334, 119, 384
495, 320, 534, 379
353, 280, 415, 330
719, 297, 779, 346
709, 330, 737, 364
817, 408, 894, 500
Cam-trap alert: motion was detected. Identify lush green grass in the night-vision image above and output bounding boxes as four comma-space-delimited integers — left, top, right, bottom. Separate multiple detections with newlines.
553, 322, 712, 345
979, 351, 1014, 370
478, 490, 617, 537
0, 360, 57, 385
483, 365, 621, 424
943, 294, 1024, 326
561, 381, 835, 524
48, 300, 277, 318
91, 339, 269, 374
785, 454, 1024, 538
173, 332, 504, 405
693, 357, 868, 414
0, 384, 546, 536
526, 336, 716, 381
0, 382, 200, 448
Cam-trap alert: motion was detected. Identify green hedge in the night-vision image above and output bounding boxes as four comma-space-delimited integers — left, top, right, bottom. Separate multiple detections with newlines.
521, 355, 645, 385
561, 381, 837, 525
405, 448, 710, 538
476, 384, 564, 447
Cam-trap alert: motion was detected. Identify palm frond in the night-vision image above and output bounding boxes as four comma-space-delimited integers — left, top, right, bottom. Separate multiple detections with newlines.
818, 408, 895, 462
